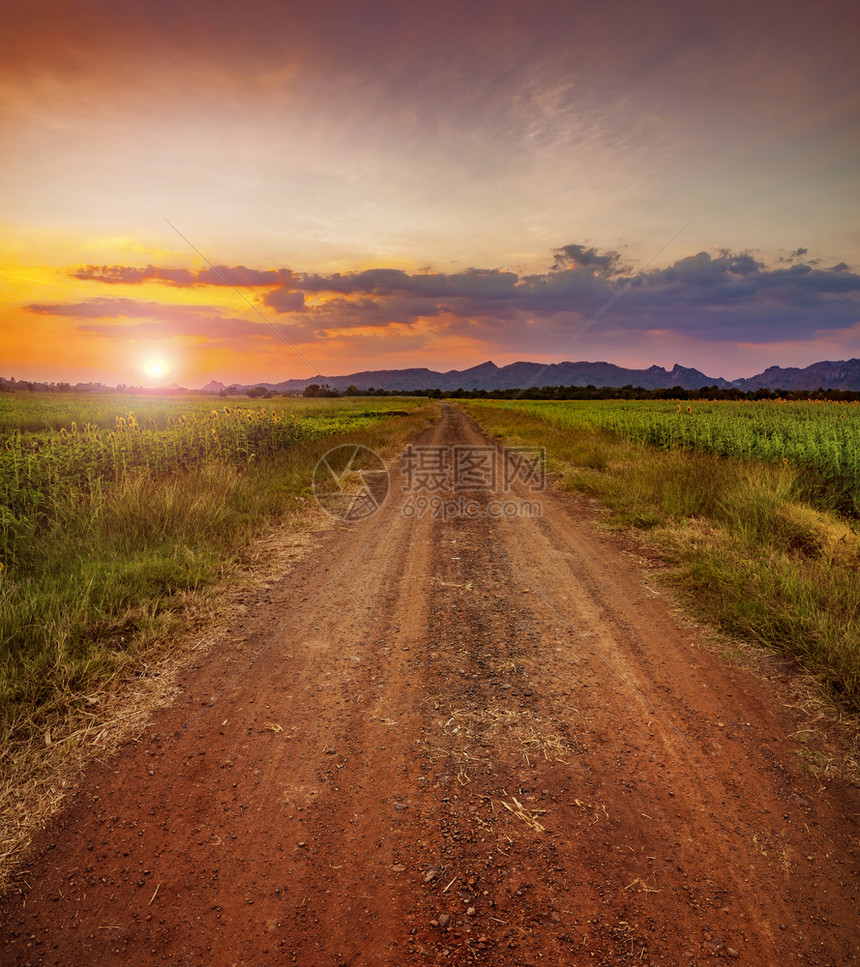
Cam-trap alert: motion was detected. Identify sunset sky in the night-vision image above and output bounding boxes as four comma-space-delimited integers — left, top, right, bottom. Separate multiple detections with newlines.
2, 0, 859, 387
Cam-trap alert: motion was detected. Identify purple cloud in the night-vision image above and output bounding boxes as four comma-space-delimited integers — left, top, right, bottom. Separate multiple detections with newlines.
71, 265, 196, 286
48, 243, 860, 353
289, 267, 520, 299
71, 264, 293, 288
262, 289, 306, 313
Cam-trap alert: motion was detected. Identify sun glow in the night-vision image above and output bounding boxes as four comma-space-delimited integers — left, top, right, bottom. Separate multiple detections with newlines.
143, 358, 170, 381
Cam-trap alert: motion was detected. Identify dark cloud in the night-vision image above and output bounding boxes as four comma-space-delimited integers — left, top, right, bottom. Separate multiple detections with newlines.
291, 268, 519, 300
644, 250, 764, 286
263, 289, 306, 313
48, 244, 860, 352
761, 264, 860, 294
550, 243, 627, 276
776, 247, 823, 267
285, 246, 860, 346
305, 296, 448, 330
195, 266, 293, 287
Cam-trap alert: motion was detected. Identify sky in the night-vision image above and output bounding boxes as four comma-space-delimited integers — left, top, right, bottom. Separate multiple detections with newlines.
2, 0, 859, 387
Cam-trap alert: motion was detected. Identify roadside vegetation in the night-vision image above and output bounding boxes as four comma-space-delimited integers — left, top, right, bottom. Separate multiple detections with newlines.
463, 398, 860, 713
0, 393, 436, 883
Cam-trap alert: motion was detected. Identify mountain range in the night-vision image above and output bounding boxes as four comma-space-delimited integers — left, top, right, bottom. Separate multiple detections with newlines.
200, 358, 860, 394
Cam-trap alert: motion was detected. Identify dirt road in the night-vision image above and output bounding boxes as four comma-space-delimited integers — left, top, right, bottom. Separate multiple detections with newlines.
2, 405, 857, 965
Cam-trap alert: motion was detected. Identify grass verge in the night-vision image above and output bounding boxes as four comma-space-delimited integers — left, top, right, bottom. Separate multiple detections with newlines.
0, 399, 438, 891
462, 401, 860, 716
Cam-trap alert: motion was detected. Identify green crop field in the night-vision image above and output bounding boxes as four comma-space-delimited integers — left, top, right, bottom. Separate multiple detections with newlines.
475, 398, 860, 516
0, 395, 412, 569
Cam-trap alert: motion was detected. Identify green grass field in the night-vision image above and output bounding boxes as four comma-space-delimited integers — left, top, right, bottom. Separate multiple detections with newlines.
481, 398, 860, 515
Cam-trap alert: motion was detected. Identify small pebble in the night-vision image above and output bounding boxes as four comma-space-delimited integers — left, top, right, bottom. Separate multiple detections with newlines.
437, 914, 450, 928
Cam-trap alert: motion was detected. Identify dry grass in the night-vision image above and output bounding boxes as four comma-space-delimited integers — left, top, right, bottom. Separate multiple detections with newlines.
634, 528, 860, 787
425, 702, 572, 771
0, 513, 326, 894
462, 401, 860, 719
496, 796, 548, 833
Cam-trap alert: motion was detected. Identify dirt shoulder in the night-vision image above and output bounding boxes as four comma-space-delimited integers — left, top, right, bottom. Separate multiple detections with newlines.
1, 405, 857, 965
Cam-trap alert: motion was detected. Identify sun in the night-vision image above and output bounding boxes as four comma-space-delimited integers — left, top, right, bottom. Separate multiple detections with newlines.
143, 358, 170, 381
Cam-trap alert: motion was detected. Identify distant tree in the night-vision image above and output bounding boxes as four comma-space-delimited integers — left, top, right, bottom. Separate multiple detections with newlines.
247, 386, 270, 398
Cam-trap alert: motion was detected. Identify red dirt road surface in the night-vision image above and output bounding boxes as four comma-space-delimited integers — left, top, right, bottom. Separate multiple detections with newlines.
2, 405, 858, 965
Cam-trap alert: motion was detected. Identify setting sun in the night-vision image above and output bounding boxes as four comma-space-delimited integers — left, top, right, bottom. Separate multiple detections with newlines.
144, 358, 170, 380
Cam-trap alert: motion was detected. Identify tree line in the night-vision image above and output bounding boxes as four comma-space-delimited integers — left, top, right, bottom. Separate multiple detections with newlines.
303, 383, 860, 402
